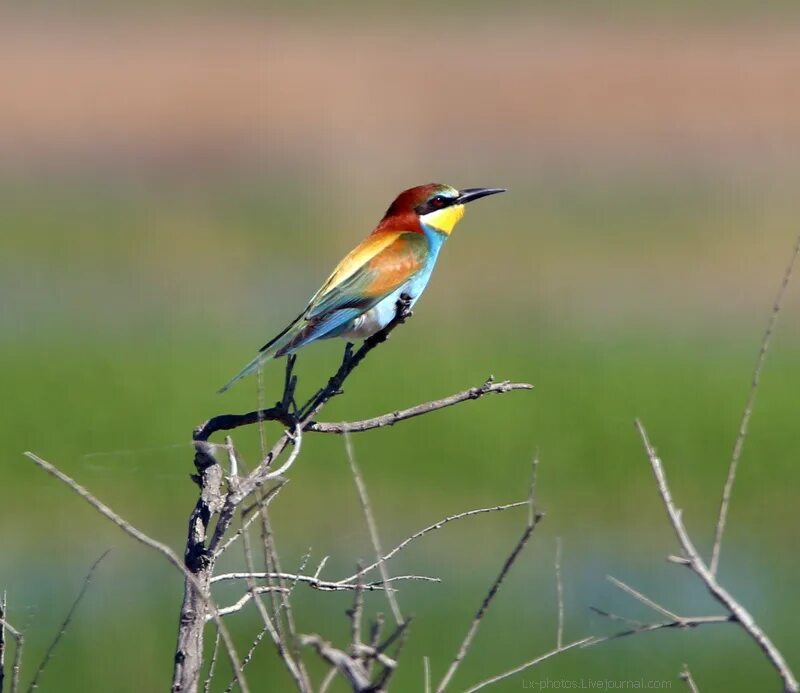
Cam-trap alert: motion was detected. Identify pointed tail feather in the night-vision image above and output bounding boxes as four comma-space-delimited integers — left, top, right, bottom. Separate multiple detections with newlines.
216, 351, 271, 394
217, 312, 306, 394
217, 308, 357, 393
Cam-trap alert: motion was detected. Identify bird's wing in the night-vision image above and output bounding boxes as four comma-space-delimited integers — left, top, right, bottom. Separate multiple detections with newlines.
305, 230, 428, 320
218, 231, 427, 393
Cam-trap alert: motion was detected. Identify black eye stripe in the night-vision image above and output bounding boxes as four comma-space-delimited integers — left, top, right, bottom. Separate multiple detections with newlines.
415, 195, 456, 216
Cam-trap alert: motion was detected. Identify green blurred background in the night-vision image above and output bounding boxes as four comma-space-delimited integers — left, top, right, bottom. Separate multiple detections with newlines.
2, 3, 799, 691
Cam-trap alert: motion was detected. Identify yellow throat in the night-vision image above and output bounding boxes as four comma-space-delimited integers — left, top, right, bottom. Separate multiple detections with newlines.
419, 204, 465, 236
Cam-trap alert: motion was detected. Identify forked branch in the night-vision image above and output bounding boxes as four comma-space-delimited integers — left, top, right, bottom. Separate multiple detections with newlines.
635, 421, 798, 693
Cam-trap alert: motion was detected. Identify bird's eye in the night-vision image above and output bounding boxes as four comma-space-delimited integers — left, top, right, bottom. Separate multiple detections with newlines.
431, 196, 446, 208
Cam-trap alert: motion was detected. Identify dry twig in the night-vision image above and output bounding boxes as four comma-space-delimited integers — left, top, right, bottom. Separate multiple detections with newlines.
435, 468, 543, 692
0, 604, 24, 693
202, 627, 220, 693
555, 537, 564, 649
606, 575, 681, 622
463, 638, 593, 693
710, 233, 800, 575
21, 451, 248, 693
636, 421, 799, 693
344, 434, 404, 626
0, 592, 6, 693
339, 501, 529, 585
28, 550, 111, 691
680, 663, 700, 693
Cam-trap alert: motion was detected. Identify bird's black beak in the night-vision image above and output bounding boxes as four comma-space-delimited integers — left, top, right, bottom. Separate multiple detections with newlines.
456, 187, 507, 205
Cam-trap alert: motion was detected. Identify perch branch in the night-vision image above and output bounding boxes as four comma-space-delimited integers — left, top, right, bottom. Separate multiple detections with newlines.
179, 294, 534, 692
195, 380, 531, 441
309, 380, 533, 433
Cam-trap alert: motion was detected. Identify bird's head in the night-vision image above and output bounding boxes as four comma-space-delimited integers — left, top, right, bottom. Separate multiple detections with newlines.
376, 183, 505, 236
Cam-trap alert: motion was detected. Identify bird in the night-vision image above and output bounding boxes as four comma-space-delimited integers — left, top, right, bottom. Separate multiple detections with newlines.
218, 183, 505, 393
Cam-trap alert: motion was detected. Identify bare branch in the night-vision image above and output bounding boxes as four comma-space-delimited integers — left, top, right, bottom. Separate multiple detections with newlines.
211, 572, 438, 591
435, 508, 544, 692
214, 481, 287, 558
424, 656, 431, 693
606, 575, 681, 622
222, 627, 270, 693
195, 379, 531, 441
300, 635, 371, 692
309, 380, 533, 433
203, 627, 220, 693
213, 587, 289, 619
0, 591, 6, 693
312, 556, 329, 581
347, 568, 365, 658
463, 638, 593, 693
636, 421, 799, 693
680, 663, 700, 693
239, 507, 307, 691
555, 538, 564, 649
261, 503, 310, 686
338, 501, 529, 585
588, 605, 646, 628
25, 452, 186, 573
183, 296, 533, 691
0, 608, 23, 693
344, 434, 404, 626
591, 610, 732, 645
318, 667, 338, 693
263, 425, 302, 480
28, 550, 111, 691
365, 613, 385, 679
22, 451, 248, 693
711, 233, 800, 576
528, 454, 539, 527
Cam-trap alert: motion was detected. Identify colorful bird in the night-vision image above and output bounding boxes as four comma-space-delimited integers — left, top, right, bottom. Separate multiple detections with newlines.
218, 183, 505, 393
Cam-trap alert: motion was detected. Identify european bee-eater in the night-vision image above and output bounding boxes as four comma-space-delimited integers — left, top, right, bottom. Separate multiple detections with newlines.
218, 183, 505, 393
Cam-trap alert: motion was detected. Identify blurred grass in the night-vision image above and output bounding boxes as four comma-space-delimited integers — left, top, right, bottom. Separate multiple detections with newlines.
1, 176, 798, 690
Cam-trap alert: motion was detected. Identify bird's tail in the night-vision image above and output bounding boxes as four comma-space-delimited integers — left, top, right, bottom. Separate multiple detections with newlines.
217, 310, 309, 394
216, 352, 271, 394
